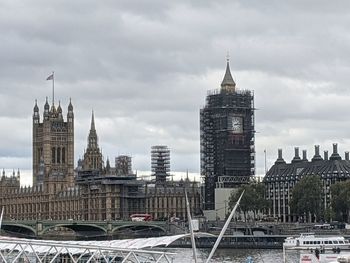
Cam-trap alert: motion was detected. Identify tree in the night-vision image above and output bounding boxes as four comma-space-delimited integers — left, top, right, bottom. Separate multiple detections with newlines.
323, 206, 335, 223
228, 183, 269, 221
289, 175, 323, 223
330, 180, 350, 222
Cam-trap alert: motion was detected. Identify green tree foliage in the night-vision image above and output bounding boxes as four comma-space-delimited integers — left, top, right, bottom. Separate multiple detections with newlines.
289, 175, 322, 222
330, 180, 350, 222
228, 183, 269, 220
323, 206, 335, 223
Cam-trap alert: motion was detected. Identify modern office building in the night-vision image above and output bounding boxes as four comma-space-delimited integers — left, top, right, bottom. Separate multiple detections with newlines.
200, 60, 255, 210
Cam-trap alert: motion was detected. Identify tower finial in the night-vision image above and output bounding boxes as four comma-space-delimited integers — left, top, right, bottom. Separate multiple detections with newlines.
91, 110, 95, 131
221, 56, 236, 90
226, 51, 230, 62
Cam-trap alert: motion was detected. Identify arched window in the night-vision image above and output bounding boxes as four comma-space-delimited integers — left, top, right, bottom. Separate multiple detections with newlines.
52, 147, 56, 164
62, 147, 65, 163
57, 148, 61, 163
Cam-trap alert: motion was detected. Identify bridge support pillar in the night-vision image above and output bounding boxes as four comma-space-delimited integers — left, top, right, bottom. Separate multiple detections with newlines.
36, 221, 43, 236
107, 222, 112, 235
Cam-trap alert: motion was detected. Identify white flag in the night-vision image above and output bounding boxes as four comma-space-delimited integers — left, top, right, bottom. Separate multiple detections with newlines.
46, 73, 54, 80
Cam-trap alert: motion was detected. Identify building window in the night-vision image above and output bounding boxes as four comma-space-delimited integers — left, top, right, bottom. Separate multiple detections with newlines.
57, 148, 61, 164
62, 148, 65, 164
52, 147, 56, 164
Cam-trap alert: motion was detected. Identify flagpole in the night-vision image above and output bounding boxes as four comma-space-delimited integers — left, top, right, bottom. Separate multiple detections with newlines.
52, 71, 55, 105
185, 191, 198, 263
264, 149, 267, 174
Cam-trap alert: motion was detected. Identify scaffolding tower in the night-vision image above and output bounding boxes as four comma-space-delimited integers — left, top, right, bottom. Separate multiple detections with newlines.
115, 155, 132, 176
151, 146, 170, 185
200, 87, 255, 210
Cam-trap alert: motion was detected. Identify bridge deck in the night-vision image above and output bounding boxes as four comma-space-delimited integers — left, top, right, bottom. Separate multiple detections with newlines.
0, 236, 177, 263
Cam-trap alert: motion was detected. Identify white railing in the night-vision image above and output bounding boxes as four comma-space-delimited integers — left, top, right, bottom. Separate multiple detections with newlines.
0, 237, 176, 263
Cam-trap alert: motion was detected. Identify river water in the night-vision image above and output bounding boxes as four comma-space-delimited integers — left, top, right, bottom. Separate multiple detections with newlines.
168, 248, 300, 262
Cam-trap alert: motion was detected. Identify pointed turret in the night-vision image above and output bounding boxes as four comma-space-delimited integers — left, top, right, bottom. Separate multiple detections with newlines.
221, 59, 236, 92
57, 101, 62, 113
44, 97, 49, 110
33, 99, 39, 112
87, 110, 98, 149
91, 110, 96, 132
68, 98, 73, 111
33, 100, 40, 123
82, 110, 103, 171
50, 104, 56, 114
44, 97, 50, 120
67, 98, 74, 121
106, 157, 111, 173
57, 101, 63, 119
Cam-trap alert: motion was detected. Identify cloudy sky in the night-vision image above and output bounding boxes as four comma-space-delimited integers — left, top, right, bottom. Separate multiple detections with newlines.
1, 0, 350, 185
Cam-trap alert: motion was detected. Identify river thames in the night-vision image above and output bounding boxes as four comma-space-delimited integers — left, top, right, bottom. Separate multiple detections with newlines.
169, 248, 300, 262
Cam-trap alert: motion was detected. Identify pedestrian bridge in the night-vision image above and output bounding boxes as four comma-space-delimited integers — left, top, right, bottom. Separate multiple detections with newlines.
0, 235, 178, 262
0, 220, 168, 238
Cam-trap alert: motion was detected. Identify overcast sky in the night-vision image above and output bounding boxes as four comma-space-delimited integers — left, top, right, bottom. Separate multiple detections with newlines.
1, 0, 350, 185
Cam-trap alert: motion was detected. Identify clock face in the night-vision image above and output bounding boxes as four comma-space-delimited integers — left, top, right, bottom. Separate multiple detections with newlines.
230, 116, 243, 133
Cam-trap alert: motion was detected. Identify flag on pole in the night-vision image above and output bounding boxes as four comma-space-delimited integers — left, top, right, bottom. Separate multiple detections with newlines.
46, 73, 54, 80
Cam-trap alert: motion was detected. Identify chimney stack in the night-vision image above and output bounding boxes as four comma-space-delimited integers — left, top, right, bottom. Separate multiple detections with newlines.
324, 151, 328, 161
330, 143, 341, 161
302, 150, 308, 162
333, 143, 338, 154
275, 148, 286, 165
345, 151, 349, 161
311, 145, 323, 162
292, 147, 302, 163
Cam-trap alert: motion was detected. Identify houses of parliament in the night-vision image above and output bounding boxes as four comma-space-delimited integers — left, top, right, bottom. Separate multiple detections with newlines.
0, 98, 200, 221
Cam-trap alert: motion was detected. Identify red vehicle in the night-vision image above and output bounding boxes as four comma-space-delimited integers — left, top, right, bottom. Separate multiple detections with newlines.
130, 214, 152, 222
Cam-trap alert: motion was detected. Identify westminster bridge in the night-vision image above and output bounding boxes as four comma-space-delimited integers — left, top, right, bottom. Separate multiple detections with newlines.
0, 219, 169, 239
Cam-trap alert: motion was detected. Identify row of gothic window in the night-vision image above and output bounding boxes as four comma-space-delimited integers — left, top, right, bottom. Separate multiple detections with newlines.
52, 147, 66, 164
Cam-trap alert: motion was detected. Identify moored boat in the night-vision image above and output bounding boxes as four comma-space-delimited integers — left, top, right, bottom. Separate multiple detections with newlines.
284, 233, 350, 250
300, 252, 350, 263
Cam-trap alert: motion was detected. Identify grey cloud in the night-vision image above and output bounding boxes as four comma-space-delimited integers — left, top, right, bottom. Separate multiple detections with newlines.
1, 0, 350, 177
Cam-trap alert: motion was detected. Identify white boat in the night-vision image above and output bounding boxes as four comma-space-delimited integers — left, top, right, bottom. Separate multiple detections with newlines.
300, 252, 350, 263
284, 233, 350, 250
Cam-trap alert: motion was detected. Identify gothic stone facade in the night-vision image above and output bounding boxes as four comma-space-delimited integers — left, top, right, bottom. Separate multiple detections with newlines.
32, 99, 74, 189
145, 179, 201, 221
0, 101, 202, 223
0, 103, 144, 221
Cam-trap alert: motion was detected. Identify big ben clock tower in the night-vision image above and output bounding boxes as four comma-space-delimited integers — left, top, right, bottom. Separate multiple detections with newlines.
200, 59, 255, 211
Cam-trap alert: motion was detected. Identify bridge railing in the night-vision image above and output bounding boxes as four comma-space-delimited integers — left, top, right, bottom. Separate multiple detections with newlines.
0, 237, 176, 263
